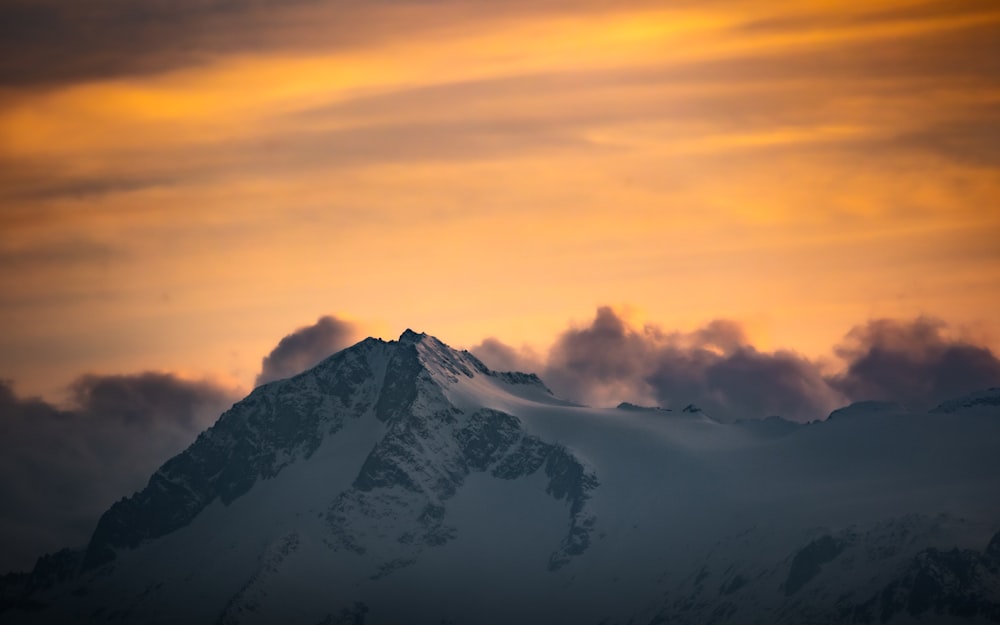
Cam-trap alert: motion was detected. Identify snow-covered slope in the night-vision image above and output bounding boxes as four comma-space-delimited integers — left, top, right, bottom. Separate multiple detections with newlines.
3, 332, 1000, 625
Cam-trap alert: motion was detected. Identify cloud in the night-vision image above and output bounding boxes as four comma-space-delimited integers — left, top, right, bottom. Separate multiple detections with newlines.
16, 0, 990, 87
3, 0, 997, 219
0, 0, 323, 88
0, 374, 239, 573
69, 372, 234, 429
473, 307, 846, 422
695, 346, 845, 423
469, 337, 544, 374
474, 309, 1000, 420
256, 315, 359, 386
830, 317, 1000, 410
0, 238, 122, 270
0, 313, 357, 572
0, 0, 667, 89
540, 307, 660, 407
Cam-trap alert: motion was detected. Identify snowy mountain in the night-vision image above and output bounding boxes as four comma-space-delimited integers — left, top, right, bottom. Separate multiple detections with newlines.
2, 331, 1000, 624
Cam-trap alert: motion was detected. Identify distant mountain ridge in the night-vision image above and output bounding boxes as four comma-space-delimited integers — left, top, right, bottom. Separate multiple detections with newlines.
2, 332, 1000, 624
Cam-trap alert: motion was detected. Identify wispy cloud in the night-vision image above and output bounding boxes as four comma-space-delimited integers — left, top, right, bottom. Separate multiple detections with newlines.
0, 0, 997, 400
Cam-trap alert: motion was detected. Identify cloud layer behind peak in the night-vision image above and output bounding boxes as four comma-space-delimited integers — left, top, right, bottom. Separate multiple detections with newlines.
256, 315, 359, 386
0, 373, 240, 572
472, 308, 1000, 421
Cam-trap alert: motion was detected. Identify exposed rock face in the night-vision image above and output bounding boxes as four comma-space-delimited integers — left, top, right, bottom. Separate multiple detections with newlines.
84, 338, 391, 570
325, 405, 598, 574
783, 534, 848, 596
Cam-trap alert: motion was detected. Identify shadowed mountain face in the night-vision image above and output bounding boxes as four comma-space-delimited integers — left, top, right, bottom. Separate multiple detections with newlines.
2, 332, 1000, 624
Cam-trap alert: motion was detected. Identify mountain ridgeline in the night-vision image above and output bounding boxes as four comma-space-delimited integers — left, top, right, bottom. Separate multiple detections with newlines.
3, 331, 1000, 624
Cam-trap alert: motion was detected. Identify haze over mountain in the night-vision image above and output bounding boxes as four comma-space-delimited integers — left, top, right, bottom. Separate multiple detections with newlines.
2, 330, 999, 624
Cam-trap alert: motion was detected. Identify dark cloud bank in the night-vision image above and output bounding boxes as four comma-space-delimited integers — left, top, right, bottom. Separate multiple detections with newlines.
830, 317, 1000, 411
472, 307, 1000, 422
0, 373, 239, 572
3, 0, 996, 92
0, 315, 357, 571
256, 315, 358, 386
0, 0, 659, 89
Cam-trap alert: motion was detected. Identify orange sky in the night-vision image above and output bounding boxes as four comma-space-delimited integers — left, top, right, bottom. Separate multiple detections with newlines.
1, 0, 998, 400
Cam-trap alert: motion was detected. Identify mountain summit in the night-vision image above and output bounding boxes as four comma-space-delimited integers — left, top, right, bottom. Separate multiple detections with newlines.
3, 332, 1000, 624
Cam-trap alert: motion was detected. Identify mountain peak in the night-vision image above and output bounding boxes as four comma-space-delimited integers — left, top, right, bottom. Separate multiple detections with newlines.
398, 328, 427, 343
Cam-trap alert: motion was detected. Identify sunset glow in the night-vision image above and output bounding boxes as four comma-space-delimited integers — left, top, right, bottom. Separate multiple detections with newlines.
1, 0, 998, 400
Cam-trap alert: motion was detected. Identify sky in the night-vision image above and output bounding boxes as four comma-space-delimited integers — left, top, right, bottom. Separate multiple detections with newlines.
1, 0, 1000, 571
